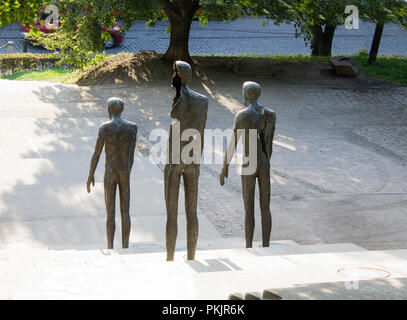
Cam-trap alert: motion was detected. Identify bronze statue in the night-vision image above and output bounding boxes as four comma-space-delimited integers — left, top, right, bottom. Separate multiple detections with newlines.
165, 61, 209, 261
87, 97, 138, 249
220, 81, 276, 248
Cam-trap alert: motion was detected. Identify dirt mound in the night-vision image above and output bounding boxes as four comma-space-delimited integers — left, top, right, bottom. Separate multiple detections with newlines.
76, 51, 389, 87
76, 51, 172, 86
193, 55, 387, 87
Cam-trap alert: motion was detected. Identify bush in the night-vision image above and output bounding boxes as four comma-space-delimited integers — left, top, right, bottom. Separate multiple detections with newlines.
0, 53, 59, 75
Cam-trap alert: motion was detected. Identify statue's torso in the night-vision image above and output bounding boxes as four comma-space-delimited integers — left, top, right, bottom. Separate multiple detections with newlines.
101, 119, 137, 172
235, 105, 276, 168
168, 88, 208, 165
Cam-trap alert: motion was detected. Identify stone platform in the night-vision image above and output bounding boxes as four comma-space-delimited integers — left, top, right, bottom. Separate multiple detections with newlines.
2, 241, 407, 299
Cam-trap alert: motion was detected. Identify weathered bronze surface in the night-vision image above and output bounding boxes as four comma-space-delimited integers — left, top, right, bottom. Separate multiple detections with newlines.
87, 97, 138, 249
220, 81, 276, 248
165, 61, 209, 261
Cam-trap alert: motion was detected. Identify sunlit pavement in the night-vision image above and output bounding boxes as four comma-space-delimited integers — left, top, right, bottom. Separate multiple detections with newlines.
1, 18, 407, 55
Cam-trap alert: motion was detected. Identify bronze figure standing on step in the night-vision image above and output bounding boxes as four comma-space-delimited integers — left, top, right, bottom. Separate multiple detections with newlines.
87, 97, 138, 249
220, 81, 276, 248
165, 61, 208, 261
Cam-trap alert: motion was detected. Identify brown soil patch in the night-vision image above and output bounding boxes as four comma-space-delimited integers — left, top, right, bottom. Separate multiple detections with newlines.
75, 50, 391, 87
76, 51, 172, 86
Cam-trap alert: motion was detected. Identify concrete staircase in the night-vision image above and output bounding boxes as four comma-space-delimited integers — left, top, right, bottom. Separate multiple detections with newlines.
232, 278, 407, 300
3, 238, 407, 299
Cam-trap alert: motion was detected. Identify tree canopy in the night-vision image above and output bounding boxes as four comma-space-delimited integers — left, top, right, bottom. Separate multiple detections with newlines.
359, 0, 407, 64
0, 0, 49, 27
360, 0, 407, 25
1, 1, 406, 66
1, 0, 250, 66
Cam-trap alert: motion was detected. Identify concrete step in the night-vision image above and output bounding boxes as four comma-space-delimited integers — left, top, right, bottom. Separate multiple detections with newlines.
260, 278, 407, 300
2, 243, 405, 299
121, 239, 366, 256
175, 238, 301, 252
46, 237, 363, 256
231, 278, 407, 300
250, 242, 367, 256
50, 239, 301, 254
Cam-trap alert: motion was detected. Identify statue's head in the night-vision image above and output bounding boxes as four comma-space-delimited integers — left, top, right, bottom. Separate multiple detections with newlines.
107, 97, 124, 119
173, 60, 192, 85
242, 81, 261, 106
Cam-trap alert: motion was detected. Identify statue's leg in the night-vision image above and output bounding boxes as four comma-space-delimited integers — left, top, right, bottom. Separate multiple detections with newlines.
164, 164, 181, 261
183, 164, 199, 260
241, 174, 256, 248
104, 173, 117, 249
119, 173, 131, 249
258, 165, 272, 247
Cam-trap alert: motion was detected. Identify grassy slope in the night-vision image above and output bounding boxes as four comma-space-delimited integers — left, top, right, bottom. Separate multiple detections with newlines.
1, 68, 80, 84
1, 52, 405, 85
352, 51, 407, 85
216, 52, 406, 85
197, 53, 330, 62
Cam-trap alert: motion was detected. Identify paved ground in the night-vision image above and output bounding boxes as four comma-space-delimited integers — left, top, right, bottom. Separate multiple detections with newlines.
1, 18, 407, 55
0, 75, 406, 251
197, 79, 407, 250
0, 79, 226, 251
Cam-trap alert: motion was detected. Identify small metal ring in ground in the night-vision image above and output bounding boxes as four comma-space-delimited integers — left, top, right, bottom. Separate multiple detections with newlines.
337, 267, 391, 281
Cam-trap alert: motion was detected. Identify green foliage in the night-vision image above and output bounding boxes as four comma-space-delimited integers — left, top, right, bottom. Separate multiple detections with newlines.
0, 0, 51, 27
239, 0, 365, 45
360, 0, 407, 25
245, 0, 406, 52
396, 3, 407, 27
0, 53, 58, 74
198, 0, 246, 25
0, 67, 79, 83
5, 0, 251, 67
243, 0, 294, 22
281, 0, 407, 41
27, 27, 108, 69
353, 49, 407, 85
285, 0, 364, 42
45, 1, 154, 56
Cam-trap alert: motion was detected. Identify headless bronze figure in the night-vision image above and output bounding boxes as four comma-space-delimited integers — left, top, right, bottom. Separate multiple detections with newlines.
87, 97, 138, 249
220, 81, 276, 248
165, 61, 209, 261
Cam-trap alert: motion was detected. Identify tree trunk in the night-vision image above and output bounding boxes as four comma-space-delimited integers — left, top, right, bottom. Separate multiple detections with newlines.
311, 25, 322, 56
320, 25, 336, 56
164, 14, 193, 63
368, 23, 384, 65
310, 25, 335, 56
162, 0, 199, 64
